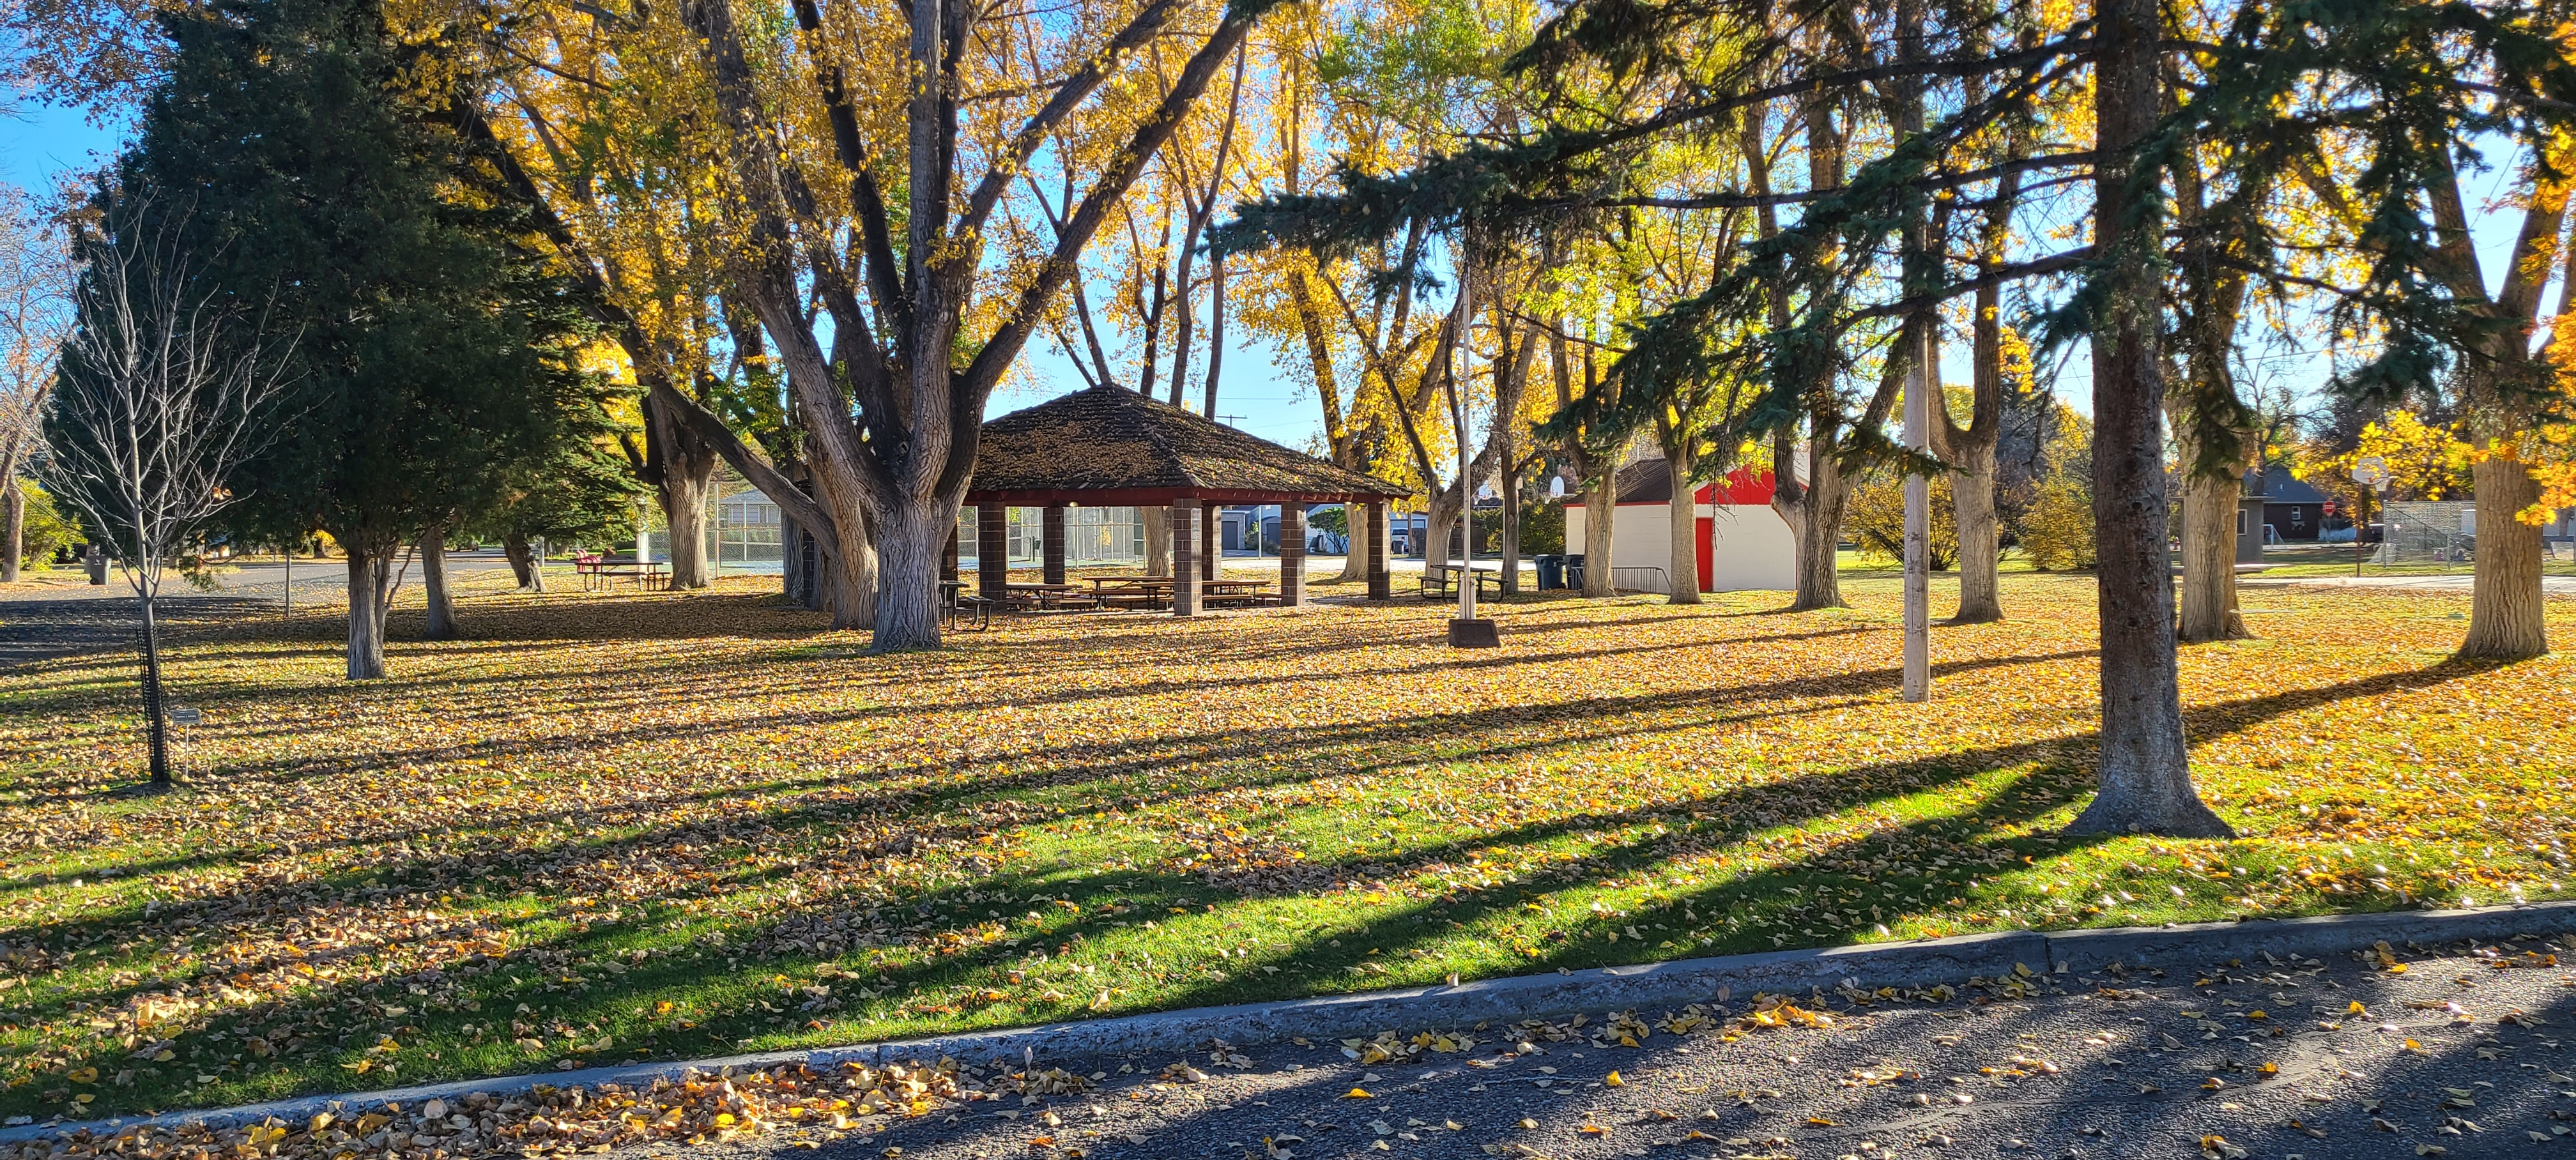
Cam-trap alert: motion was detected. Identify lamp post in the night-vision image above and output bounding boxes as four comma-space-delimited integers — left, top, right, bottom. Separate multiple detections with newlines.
1901, 323, 1930, 703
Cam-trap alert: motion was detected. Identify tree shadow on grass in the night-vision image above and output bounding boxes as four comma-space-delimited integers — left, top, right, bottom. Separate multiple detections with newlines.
0, 651, 2517, 1122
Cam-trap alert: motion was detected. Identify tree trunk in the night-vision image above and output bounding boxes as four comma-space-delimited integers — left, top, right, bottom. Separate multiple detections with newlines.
1666, 452, 1701, 604
1499, 455, 1522, 595
344, 546, 390, 680
503, 533, 541, 591
2462, 454, 2548, 659
652, 402, 721, 589
1144, 505, 1172, 575
2067, 0, 2232, 838
138, 587, 171, 788
1424, 487, 1461, 575
1, 478, 21, 583
1581, 452, 1621, 597
1333, 502, 1368, 583
1787, 438, 1850, 611
2176, 468, 2249, 643
1950, 436, 2003, 622
422, 524, 457, 641
864, 496, 946, 650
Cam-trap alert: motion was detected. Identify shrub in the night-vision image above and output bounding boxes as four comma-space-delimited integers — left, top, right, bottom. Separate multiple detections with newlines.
1518, 498, 1567, 554
1846, 465, 1958, 570
2020, 475, 2097, 570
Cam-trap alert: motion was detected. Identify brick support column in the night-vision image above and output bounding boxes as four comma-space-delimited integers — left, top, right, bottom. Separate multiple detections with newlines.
977, 503, 1008, 602
1200, 505, 1220, 581
1170, 500, 1200, 616
1278, 503, 1306, 607
1365, 500, 1392, 600
1042, 504, 1067, 586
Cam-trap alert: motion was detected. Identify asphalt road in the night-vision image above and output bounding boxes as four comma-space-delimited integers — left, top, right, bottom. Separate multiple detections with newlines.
657, 942, 2576, 1160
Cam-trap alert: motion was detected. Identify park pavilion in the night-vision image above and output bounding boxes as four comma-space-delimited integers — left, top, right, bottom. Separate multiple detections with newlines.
952, 385, 1411, 614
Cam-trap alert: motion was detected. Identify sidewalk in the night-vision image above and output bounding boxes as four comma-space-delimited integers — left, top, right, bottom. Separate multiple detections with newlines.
645, 942, 2575, 1160
2241, 571, 2576, 595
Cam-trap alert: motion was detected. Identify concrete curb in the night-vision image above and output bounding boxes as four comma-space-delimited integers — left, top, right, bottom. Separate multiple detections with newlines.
12, 899, 2573, 1144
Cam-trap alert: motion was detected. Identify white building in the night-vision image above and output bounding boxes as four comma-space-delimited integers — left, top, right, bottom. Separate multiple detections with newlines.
1563, 459, 1797, 593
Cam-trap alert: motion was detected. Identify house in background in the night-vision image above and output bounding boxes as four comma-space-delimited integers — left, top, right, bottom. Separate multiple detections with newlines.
1563, 456, 1796, 593
2253, 469, 2333, 541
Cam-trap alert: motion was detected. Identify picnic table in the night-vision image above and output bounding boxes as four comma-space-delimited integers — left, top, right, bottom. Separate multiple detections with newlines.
575, 553, 669, 591
1085, 576, 1172, 611
1080, 575, 1276, 610
1003, 582, 1098, 611
1421, 561, 1500, 599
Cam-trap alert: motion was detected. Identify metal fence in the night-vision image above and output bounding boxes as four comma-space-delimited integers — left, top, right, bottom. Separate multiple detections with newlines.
2377, 501, 2477, 568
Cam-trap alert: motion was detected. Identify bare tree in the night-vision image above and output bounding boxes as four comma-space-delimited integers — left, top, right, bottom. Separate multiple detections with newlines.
0, 183, 73, 581
42, 206, 293, 789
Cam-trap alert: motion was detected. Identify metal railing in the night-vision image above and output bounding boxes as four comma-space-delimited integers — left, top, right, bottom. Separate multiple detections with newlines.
1609, 565, 1672, 593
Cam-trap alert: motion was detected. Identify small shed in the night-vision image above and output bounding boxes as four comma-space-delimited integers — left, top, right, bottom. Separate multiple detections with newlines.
1564, 459, 1795, 593
963, 386, 1411, 613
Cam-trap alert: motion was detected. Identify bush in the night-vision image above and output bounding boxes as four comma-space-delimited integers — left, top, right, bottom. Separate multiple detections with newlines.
1845, 465, 1958, 570
1518, 498, 1566, 554
2020, 475, 2096, 570
15, 482, 80, 564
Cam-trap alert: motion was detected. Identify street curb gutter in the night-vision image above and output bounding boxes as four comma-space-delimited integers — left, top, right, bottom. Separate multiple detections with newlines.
12, 899, 2573, 1143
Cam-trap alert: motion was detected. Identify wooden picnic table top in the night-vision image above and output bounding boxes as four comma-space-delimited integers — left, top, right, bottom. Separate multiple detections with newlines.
1005, 581, 1083, 592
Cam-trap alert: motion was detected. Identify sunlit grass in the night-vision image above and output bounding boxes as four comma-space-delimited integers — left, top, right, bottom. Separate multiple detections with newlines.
0, 572, 2568, 1120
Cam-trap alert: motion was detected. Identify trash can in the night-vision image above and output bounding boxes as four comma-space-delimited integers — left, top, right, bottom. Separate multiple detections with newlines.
1534, 554, 1564, 590
86, 544, 109, 586
1564, 553, 1586, 592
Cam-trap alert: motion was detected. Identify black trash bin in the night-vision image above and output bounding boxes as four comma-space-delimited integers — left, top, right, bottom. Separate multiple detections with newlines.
1564, 553, 1586, 591
1534, 554, 1564, 590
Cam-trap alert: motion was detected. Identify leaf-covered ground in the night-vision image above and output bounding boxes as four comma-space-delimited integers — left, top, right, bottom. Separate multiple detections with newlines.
1, 572, 2570, 1122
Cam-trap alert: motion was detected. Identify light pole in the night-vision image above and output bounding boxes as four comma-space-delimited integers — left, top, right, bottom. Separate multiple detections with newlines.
1901, 323, 1931, 703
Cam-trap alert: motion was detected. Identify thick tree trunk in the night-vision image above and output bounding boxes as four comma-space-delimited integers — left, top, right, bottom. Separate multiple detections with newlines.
1, 478, 21, 583
1666, 452, 1701, 604
344, 547, 390, 680
2067, 0, 2231, 838
422, 524, 457, 641
1788, 439, 1850, 611
2462, 454, 2548, 659
647, 388, 723, 590
1499, 457, 1521, 595
2176, 469, 2249, 643
1424, 487, 1462, 574
1950, 438, 2003, 622
782, 512, 812, 607
1144, 506, 1172, 575
1580, 454, 1620, 597
1332, 503, 1368, 583
503, 533, 542, 591
865, 496, 947, 650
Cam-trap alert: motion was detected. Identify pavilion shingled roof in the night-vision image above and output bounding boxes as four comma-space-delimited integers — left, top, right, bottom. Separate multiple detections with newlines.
969, 385, 1409, 501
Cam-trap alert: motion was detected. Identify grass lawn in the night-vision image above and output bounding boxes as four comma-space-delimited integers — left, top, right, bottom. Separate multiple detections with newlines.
1, 571, 2571, 1122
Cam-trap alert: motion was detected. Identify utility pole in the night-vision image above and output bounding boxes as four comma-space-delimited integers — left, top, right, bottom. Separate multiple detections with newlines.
1902, 323, 1930, 702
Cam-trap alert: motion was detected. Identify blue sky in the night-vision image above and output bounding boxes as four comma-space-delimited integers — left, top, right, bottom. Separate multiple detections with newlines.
1, 101, 1336, 446
5, 99, 2544, 448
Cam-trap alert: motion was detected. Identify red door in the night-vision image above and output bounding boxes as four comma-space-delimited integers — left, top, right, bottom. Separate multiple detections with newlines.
1696, 515, 1714, 593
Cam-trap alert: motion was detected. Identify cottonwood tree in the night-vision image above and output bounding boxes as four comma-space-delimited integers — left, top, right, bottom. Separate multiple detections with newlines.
43, 200, 293, 788
2201, 0, 2576, 660
641, 0, 1289, 648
